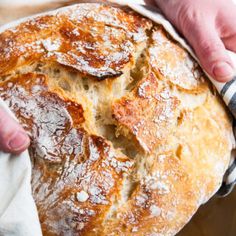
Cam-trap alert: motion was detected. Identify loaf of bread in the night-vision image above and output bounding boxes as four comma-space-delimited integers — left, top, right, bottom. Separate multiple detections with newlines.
0, 3, 234, 236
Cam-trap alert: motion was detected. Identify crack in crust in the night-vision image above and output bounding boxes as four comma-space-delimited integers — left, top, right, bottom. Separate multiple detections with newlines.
113, 72, 180, 153
0, 4, 152, 79
0, 72, 134, 235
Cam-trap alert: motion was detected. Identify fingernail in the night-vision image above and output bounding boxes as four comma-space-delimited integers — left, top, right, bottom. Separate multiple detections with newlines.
213, 62, 234, 82
8, 132, 30, 152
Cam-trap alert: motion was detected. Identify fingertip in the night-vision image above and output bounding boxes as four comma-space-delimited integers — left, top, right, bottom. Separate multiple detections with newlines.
212, 61, 235, 82
8, 131, 31, 154
186, 22, 235, 83
0, 108, 30, 154
0, 130, 30, 154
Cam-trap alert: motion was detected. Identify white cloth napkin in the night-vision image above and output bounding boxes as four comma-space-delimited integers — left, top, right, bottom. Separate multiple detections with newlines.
0, 1, 236, 235
0, 100, 42, 236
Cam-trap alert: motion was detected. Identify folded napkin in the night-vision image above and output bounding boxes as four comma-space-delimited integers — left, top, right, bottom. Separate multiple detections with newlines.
0, 100, 42, 236
0, 1, 236, 235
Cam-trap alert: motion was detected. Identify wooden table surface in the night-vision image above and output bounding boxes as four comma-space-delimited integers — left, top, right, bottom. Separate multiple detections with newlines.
1, 1, 236, 235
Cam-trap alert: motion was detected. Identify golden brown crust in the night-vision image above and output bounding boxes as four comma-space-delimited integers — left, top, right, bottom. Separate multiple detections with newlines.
148, 27, 208, 93
0, 4, 152, 79
0, 73, 134, 235
113, 72, 180, 153
104, 152, 199, 236
0, 3, 234, 236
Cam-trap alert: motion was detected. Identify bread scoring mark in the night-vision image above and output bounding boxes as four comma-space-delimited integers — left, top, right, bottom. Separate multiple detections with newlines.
0, 72, 134, 235
113, 72, 180, 153
107, 151, 200, 235
0, 72, 84, 162
0, 4, 152, 79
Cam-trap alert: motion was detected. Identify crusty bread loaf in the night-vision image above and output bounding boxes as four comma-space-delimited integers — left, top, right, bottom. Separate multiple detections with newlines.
0, 3, 234, 236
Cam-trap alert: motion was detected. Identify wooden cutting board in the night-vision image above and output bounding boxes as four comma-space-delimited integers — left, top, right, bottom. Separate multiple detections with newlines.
1, 1, 236, 235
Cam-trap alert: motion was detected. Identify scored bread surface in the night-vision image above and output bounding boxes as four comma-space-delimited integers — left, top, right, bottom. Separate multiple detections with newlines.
0, 3, 234, 236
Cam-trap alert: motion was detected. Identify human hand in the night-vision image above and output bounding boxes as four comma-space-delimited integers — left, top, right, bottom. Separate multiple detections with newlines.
0, 108, 30, 154
154, 0, 236, 82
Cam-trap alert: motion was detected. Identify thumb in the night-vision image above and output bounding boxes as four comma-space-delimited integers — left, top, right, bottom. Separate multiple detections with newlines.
0, 107, 30, 154
185, 22, 234, 82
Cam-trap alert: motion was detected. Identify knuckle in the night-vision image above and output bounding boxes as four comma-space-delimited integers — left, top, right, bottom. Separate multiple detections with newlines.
177, 4, 203, 34
199, 40, 223, 58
